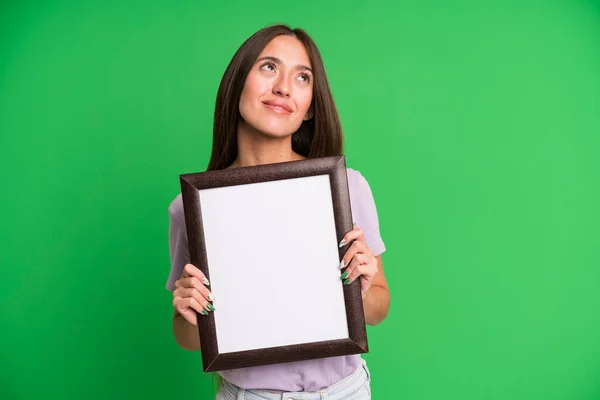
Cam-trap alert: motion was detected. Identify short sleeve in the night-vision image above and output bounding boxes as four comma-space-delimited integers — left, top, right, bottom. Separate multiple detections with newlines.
349, 170, 386, 256
166, 196, 190, 292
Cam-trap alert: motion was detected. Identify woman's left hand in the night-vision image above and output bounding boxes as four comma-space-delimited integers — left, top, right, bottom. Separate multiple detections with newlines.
339, 224, 379, 298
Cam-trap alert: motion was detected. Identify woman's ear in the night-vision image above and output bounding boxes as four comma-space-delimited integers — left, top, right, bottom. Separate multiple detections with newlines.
303, 104, 314, 121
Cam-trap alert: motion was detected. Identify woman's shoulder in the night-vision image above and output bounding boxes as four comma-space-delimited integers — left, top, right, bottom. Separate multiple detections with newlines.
168, 193, 185, 225
345, 167, 385, 254
345, 167, 364, 180
345, 167, 373, 194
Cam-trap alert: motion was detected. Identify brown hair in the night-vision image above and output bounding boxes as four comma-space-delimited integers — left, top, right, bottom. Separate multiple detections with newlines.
206, 24, 343, 171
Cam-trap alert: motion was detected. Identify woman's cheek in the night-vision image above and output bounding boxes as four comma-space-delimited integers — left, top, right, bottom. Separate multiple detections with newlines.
299, 93, 312, 116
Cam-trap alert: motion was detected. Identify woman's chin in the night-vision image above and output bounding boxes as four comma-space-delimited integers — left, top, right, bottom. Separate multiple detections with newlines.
239, 117, 300, 140
256, 126, 296, 139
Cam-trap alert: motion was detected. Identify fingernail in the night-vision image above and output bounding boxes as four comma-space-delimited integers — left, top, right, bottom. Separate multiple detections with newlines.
202, 277, 210, 286
208, 293, 215, 302
207, 303, 215, 312
338, 239, 346, 247
201, 309, 208, 315
341, 271, 349, 279
343, 278, 351, 285
339, 259, 346, 269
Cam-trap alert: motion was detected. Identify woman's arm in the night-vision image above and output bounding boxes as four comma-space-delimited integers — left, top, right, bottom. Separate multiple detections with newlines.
172, 309, 201, 351
363, 255, 390, 325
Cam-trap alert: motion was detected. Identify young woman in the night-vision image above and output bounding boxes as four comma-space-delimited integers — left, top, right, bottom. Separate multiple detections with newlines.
166, 24, 390, 399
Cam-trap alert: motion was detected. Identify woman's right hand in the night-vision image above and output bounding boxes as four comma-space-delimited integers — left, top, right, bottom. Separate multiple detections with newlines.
172, 263, 215, 326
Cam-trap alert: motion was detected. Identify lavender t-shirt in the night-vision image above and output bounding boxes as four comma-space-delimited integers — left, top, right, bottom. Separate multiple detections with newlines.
166, 167, 386, 391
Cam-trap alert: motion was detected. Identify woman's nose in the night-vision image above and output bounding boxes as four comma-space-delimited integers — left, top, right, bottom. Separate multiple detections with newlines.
273, 76, 291, 97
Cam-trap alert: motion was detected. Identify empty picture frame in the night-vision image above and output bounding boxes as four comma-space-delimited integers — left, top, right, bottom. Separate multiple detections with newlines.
179, 155, 368, 372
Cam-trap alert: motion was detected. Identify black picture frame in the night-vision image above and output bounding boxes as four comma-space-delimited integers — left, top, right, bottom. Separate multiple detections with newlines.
179, 155, 368, 372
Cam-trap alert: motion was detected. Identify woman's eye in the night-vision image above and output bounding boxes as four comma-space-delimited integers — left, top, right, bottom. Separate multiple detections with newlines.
260, 62, 276, 72
298, 73, 312, 83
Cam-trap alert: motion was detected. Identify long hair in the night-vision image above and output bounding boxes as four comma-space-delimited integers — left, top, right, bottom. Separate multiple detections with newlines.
206, 25, 343, 171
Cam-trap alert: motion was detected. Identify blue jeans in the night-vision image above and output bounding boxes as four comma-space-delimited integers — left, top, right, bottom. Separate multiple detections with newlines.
215, 360, 372, 399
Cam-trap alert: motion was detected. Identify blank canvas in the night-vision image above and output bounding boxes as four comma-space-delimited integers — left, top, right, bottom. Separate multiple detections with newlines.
199, 175, 349, 353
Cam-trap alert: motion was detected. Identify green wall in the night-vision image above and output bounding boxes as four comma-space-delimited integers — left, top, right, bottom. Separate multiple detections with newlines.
1, 1, 599, 399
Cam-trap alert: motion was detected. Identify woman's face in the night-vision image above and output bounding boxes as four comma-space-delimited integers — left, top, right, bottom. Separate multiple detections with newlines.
238, 35, 314, 138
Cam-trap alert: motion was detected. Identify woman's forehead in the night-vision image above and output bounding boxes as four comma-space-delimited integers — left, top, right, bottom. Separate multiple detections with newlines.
258, 36, 312, 69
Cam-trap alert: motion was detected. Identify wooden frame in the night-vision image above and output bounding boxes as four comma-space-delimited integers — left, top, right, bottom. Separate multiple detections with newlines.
179, 155, 368, 372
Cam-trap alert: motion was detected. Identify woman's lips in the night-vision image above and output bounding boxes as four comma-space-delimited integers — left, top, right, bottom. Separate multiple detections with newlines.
263, 103, 292, 114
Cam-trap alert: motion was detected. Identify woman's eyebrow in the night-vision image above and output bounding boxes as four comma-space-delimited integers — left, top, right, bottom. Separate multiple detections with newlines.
256, 56, 313, 72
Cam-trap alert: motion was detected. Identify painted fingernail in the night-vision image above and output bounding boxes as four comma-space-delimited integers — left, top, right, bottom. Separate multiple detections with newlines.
208, 293, 215, 302
201, 309, 208, 315
339, 259, 346, 269
202, 277, 210, 286
341, 271, 349, 279
343, 278, 351, 285
339, 239, 346, 247
207, 303, 215, 312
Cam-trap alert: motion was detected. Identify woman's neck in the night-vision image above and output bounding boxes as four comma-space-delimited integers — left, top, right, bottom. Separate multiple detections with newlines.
228, 122, 306, 169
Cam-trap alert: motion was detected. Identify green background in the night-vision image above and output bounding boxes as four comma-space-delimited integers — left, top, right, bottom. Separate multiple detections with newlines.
1, 0, 599, 399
